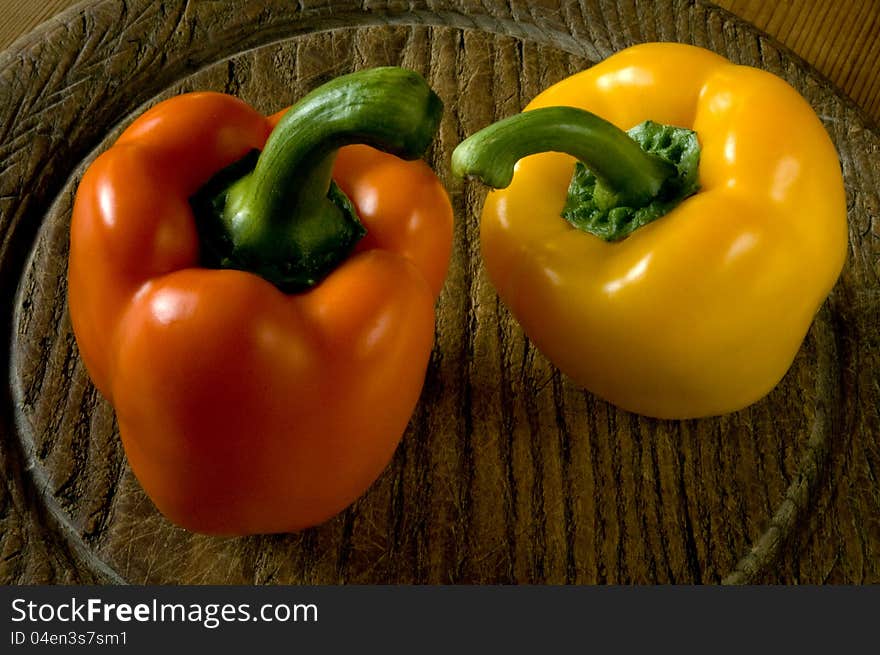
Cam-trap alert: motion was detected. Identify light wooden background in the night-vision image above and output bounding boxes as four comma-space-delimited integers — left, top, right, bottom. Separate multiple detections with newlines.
2, 0, 878, 125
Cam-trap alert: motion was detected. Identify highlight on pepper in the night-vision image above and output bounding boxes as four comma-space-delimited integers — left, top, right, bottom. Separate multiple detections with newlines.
452, 43, 847, 419
68, 68, 454, 535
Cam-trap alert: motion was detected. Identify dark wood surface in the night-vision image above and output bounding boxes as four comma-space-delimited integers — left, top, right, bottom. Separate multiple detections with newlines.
4, 0, 879, 127
1, 0, 878, 584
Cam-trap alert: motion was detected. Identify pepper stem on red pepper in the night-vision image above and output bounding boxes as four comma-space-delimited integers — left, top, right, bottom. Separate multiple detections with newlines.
191, 67, 443, 291
451, 107, 701, 241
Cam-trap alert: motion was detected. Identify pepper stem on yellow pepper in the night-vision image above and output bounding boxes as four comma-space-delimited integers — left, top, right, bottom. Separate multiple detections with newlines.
191, 67, 443, 291
452, 107, 701, 241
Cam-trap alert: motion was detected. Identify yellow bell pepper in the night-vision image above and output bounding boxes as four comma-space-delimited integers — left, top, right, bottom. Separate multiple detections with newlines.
452, 43, 846, 418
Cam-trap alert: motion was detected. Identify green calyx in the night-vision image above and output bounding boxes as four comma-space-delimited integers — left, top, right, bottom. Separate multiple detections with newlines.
190, 67, 443, 292
562, 121, 700, 241
451, 107, 701, 242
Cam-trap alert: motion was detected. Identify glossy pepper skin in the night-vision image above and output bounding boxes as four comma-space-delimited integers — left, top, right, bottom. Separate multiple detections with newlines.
459, 43, 846, 418
69, 78, 453, 534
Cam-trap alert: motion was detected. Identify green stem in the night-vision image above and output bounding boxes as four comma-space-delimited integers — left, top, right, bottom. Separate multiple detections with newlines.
192, 67, 443, 291
451, 106, 674, 207
452, 108, 701, 242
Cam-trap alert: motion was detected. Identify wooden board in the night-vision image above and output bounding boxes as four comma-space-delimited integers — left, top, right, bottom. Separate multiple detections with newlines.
5, 1, 880, 128
1, 0, 878, 584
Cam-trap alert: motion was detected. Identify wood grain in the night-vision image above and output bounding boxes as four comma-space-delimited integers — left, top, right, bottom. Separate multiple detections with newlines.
0, 0, 878, 585
716, 0, 880, 126
2, 0, 879, 127
0, 0, 82, 52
